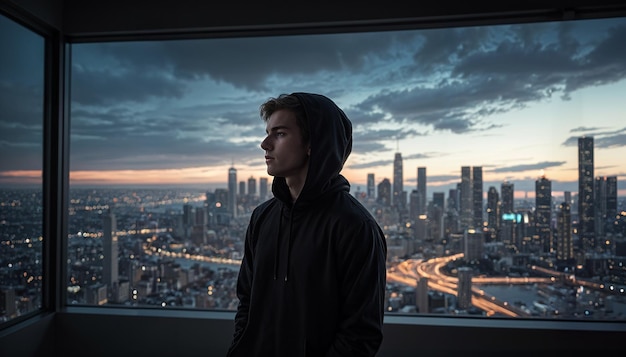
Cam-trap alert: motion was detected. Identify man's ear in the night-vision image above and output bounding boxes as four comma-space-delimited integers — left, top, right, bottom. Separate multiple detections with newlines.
307, 146, 311, 156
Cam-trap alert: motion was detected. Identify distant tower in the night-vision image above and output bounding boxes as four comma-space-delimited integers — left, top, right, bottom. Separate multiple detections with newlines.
501, 181, 514, 214
102, 209, 119, 302
460, 166, 472, 230
556, 202, 574, 265
578, 136, 594, 252
472, 166, 483, 229
228, 164, 237, 218
248, 176, 257, 197
416, 276, 429, 314
432, 192, 445, 211
377, 178, 392, 207
457, 267, 473, 310
486, 186, 500, 240
464, 228, 484, 262
500, 181, 515, 244
409, 190, 420, 223
431, 192, 445, 241
417, 167, 427, 214
606, 176, 618, 221
259, 177, 268, 201
393, 152, 404, 209
367, 173, 375, 199
535, 174, 552, 253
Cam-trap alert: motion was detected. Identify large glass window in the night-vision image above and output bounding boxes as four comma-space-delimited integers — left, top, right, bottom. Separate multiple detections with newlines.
67, 16, 626, 320
0, 14, 45, 324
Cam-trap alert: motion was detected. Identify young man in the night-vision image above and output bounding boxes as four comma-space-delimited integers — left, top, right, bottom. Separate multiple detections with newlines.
226, 92, 387, 357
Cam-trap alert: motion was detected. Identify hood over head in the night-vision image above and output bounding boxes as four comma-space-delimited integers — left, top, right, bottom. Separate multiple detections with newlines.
272, 92, 352, 205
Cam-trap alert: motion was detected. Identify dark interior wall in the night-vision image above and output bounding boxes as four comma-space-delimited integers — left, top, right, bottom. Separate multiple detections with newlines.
61, 0, 626, 39
0, 313, 55, 357
2, 0, 62, 30
6, 312, 622, 357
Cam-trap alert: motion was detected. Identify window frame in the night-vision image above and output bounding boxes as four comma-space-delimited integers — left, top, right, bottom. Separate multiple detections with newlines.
2, 0, 626, 336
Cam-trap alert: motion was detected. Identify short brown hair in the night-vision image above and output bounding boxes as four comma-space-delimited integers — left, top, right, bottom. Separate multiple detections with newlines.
260, 94, 310, 145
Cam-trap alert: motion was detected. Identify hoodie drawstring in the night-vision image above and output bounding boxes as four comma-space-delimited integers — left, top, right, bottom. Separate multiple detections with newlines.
284, 210, 294, 282
273, 206, 283, 280
273, 204, 294, 283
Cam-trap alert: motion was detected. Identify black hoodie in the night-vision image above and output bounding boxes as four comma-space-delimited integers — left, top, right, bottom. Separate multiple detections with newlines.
226, 93, 387, 357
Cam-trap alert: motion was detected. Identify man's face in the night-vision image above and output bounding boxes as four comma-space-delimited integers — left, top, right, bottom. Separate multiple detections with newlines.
260, 109, 310, 179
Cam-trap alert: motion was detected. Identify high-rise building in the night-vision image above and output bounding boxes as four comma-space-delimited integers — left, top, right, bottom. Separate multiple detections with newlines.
457, 267, 473, 310
564, 191, 572, 206
464, 228, 484, 262
606, 176, 618, 220
417, 167, 427, 214
239, 181, 246, 196
431, 192, 445, 241
102, 209, 119, 302
595, 176, 608, 238
248, 176, 257, 197
0, 288, 16, 319
472, 166, 483, 229
260, 177, 269, 201
501, 181, 514, 213
535, 174, 552, 253
409, 190, 420, 223
500, 181, 515, 244
460, 166, 472, 230
448, 187, 459, 214
228, 165, 237, 218
393, 152, 404, 209
578, 136, 595, 252
367, 173, 375, 199
486, 186, 500, 238
416, 276, 429, 314
594, 175, 618, 240
433, 192, 445, 210
377, 178, 391, 206
556, 202, 574, 265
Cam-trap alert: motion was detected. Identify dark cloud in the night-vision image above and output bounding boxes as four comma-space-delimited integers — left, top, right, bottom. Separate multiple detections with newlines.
3, 16, 626, 176
562, 127, 626, 149
570, 126, 603, 132
352, 20, 626, 136
490, 161, 567, 173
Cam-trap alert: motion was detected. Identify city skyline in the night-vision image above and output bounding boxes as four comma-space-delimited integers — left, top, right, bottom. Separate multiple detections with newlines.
2, 16, 626, 197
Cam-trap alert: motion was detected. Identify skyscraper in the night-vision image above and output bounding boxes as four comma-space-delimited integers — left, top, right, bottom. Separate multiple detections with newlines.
556, 202, 574, 265
228, 165, 237, 218
102, 209, 119, 302
501, 181, 514, 214
500, 181, 515, 244
367, 173, 375, 199
248, 176, 257, 197
486, 186, 500, 242
416, 276, 429, 314
578, 136, 595, 252
417, 167, 427, 214
377, 178, 391, 207
472, 166, 483, 229
393, 152, 403, 209
431, 192, 445, 241
260, 177, 269, 201
606, 176, 618, 220
535, 174, 552, 253
595, 176, 607, 238
460, 166, 472, 230
457, 267, 473, 310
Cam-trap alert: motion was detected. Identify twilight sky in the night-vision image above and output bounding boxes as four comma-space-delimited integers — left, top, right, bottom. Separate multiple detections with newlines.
2, 15, 626, 198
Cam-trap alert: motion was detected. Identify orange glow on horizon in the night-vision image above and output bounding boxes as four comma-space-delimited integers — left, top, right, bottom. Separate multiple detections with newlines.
1, 168, 626, 198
